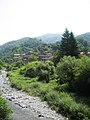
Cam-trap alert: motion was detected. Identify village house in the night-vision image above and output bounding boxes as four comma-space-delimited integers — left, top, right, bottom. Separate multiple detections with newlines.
38, 53, 53, 61
14, 51, 53, 62
80, 52, 90, 57
14, 54, 22, 62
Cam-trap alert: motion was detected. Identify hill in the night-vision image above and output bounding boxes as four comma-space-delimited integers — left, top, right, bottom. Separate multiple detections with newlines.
0, 32, 90, 63
37, 32, 90, 43
76, 32, 90, 41
37, 33, 62, 43
0, 37, 44, 63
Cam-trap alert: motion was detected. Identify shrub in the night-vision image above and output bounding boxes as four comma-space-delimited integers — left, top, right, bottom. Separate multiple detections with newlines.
57, 55, 90, 96
25, 67, 37, 78
25, 82, 41, 96
39, 90, 48, 101
73, 56, 90, 96
0, 96, 12, 120
45, 91, 60, 110
38, 70, 50, 83
56, 92, 90, 120
6, 61, 24, 71
56, 56, 78, 84
20, 61, 55, 83
28, 55, 38, 62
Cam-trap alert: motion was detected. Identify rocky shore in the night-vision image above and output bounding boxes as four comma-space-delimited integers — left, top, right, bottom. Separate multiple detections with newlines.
0, 71, 67, 120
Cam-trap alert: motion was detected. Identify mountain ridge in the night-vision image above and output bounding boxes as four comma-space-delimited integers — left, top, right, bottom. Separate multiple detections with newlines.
76, 32, 90, 41
1, 32, 90, 46
37, 33, 62, 43
0, 32, 90, 62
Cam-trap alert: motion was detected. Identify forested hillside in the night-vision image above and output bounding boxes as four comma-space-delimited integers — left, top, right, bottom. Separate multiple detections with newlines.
0, 37, 48, 63
76, 32, 90, 42
0, 32, 90, 62
0, 37, 43, 57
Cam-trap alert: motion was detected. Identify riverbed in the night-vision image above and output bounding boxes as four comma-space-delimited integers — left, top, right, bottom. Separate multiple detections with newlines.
0, 71, 66, 120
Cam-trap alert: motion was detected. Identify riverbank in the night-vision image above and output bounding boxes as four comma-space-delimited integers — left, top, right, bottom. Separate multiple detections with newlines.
8, 68, 90, 120
0, 71, 66, 120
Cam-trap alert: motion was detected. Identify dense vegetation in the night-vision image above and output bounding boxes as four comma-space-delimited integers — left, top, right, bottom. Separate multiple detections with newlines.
0, 37, 48, 63
0, 32, 90, 64
57, 55, 90, 96
77, 32, 90, 42
8, 55, 90, 120
0, 96, 12, 120
0, 29, 90, 120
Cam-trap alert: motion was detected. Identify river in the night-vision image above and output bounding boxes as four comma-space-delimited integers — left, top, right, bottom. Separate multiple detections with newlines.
0, 71, 66, 120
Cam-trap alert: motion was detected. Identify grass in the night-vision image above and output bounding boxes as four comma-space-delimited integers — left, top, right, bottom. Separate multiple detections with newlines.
8, 70, 90, 120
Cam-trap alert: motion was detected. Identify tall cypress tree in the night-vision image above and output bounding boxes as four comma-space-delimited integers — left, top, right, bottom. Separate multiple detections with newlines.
60, 28, 78, 57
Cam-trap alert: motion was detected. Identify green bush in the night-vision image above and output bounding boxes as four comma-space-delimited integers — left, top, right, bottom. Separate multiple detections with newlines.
6, 61, 24, 71
38, 70, 50, 83
45, 91, 90, 120
26, 82, 41, 96
20, 61, 55, 83
57, 55, 90, 96
0, 96, 12, 120
58, 98, 90, 120
45, 91, 60, 110
56, 56, 78, 84
28, 55, 38, 62
25, 67, 36, 78
73, 56, 90, 96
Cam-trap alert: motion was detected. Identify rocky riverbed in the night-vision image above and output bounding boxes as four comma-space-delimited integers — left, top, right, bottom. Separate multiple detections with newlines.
0, 71, 67, 120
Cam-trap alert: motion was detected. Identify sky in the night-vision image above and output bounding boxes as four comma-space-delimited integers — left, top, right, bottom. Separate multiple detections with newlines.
0, 0, 90, 45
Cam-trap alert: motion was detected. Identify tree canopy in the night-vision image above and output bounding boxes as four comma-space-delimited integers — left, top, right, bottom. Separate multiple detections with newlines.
60, 29, 78, 57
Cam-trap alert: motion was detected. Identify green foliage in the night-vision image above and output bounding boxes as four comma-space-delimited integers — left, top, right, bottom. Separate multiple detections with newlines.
0, 59, 4, 70
0, 96, 12, 120
57, 92, 90, 120
77, 38, 89, 52
25, 67, 36, 78
6, 60, 24, 71
60, 29, 78, 57
45, 91, 90, 120
0, 37, 46, 63
51, 41, 61, 51
76, 32, 90, 42
20, 61, 55, 83
28, 55, 38, 62
57, 55, 90, 96
38, 70, 50, 83
8, 69, 90, 120
45, 91, 60, 110
73, 56, 90, 96
57, 56, 78, 84
52, 50, 61, 66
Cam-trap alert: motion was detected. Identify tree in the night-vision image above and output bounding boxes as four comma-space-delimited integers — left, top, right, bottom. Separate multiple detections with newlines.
52, 50, 61, 66
60, 28, 78, 57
